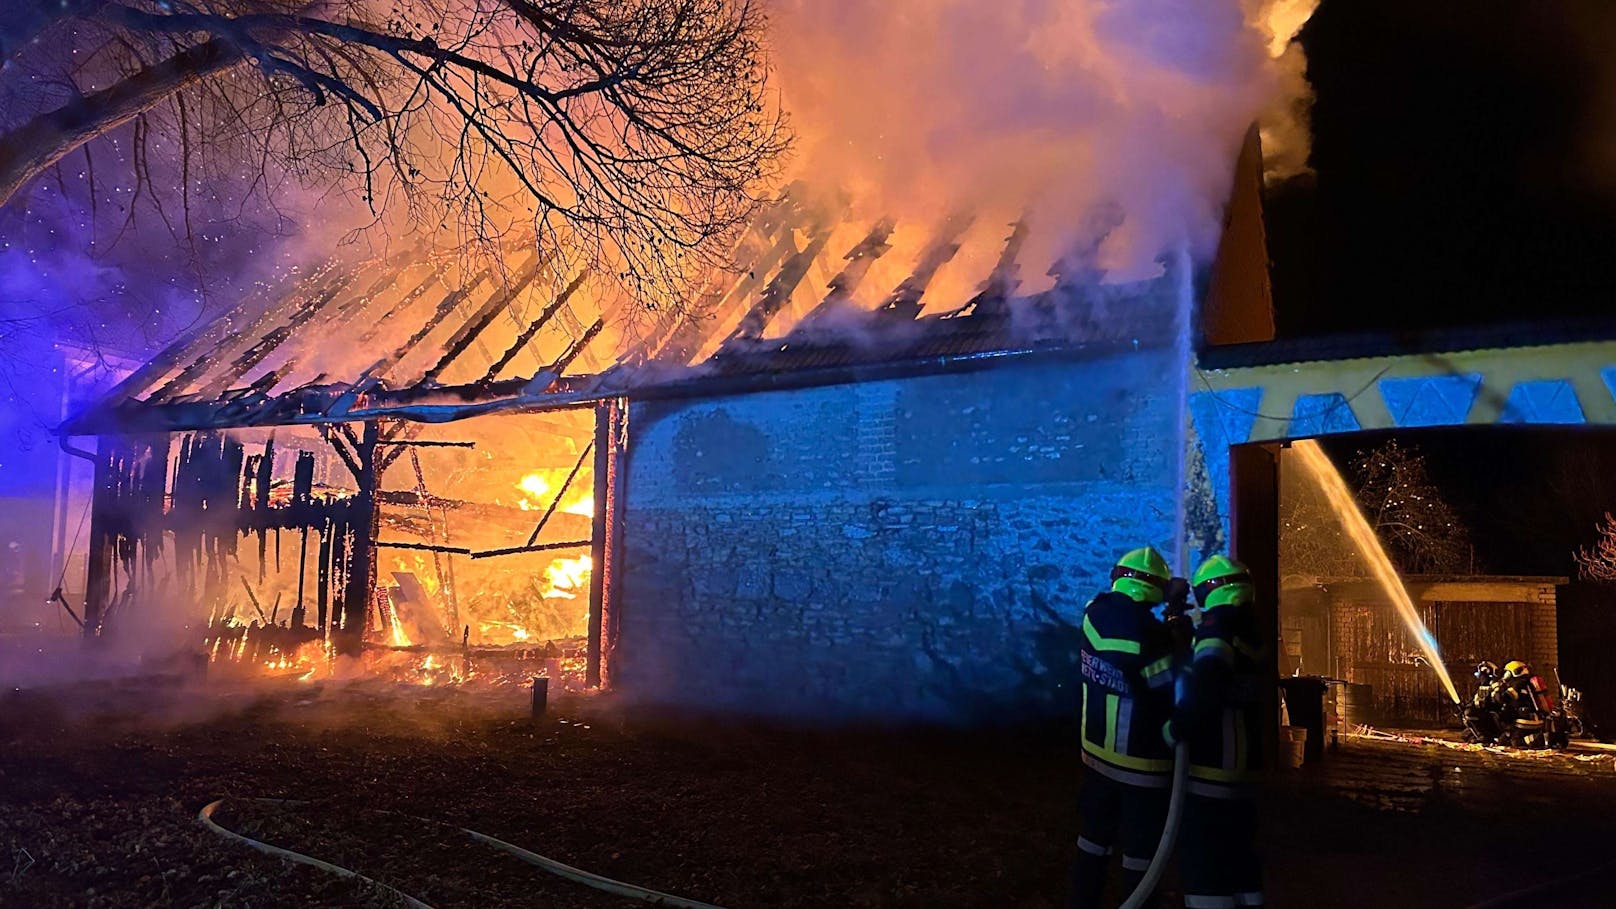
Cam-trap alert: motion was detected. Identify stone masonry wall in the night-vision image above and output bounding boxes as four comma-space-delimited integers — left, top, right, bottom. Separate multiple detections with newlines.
616, 353, 1182, 723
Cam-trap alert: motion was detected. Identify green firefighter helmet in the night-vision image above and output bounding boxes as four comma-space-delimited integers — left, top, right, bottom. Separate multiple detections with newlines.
1110, 546, 1171, 604
1192, 554, 1255, 610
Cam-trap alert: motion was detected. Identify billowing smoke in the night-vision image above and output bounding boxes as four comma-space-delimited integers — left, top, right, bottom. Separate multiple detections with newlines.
1251, 0, 1319, 182
766, 0, 1313, 281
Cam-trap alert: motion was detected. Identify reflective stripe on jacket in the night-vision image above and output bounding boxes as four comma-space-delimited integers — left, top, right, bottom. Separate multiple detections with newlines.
1078, 591, 1176, 786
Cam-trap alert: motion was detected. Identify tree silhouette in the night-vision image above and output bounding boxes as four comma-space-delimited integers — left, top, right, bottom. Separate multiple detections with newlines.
1283, 439, 1475, 577
1575, 513, 1616, 581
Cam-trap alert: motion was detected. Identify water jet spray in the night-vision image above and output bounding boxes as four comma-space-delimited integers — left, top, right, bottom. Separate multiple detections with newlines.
1290, 439, 1462, 705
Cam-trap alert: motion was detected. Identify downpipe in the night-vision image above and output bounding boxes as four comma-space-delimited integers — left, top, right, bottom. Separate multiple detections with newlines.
1120, 742, 1190, 909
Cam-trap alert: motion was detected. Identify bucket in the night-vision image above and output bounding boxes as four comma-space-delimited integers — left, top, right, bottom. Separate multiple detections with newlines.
1278, 676, 1329, 764
1281, 726, 1308, 769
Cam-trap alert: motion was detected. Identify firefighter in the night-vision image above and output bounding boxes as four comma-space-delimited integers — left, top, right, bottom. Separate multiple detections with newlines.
1068, 546, 1178, 909
1497, 661, 1538, 717
1166, 554, 1265, 909
1463, 661, 1505, 744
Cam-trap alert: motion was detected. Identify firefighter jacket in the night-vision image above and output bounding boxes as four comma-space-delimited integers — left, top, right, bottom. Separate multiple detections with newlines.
1169, 599, 1266, 793
1077, 591, 1177, 788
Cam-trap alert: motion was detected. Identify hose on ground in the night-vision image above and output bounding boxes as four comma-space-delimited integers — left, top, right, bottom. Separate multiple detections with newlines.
198, 799, 436, 909
198, 797, 729, 909
1119, 741, 1190, 909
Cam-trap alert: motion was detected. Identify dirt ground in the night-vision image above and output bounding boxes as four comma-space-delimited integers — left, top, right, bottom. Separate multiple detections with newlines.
2, 675, 1615, 909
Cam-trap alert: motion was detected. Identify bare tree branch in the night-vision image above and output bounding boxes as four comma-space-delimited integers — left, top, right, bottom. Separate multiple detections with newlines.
0, 38, 243, 207
0, 0, 790, 316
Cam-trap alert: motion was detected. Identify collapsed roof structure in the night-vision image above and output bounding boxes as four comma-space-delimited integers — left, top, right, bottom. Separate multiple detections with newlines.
62, 184, 1184, 438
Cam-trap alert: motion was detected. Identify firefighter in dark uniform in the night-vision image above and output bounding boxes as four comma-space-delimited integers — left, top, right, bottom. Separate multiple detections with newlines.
1069, 546, 1178, 909
1166, 555, 1265, 909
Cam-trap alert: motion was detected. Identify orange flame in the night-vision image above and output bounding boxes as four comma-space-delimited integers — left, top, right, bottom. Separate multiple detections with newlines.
542, 555, 592, 600
517, 473, 550, 511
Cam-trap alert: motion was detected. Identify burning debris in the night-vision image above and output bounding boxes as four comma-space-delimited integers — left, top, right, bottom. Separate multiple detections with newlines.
73, 395, 612, 695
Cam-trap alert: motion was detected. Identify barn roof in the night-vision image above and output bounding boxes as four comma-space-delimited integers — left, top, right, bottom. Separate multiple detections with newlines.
61, 190, 1186, 436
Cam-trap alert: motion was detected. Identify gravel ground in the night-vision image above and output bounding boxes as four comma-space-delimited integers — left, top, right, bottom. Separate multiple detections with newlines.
2, 677, 1615, 908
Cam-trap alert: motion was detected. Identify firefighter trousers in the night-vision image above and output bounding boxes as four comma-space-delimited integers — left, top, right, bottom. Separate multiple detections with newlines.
1179, 787, 1263, 907
1068, 768, 1169, 909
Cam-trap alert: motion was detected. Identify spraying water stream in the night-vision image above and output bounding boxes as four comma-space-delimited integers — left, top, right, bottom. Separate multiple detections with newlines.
1290, 438, 1462, 704
1170, 243, 1194, 575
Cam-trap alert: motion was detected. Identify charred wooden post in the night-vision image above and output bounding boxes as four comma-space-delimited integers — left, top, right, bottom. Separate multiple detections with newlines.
82, 435, 171, 641
81, 438, 116, 641
531, 676, 549, 718
316, 518, 333, 631
586, 398, 626, 688
291, 452, 315, 629
334, 421, 381, 655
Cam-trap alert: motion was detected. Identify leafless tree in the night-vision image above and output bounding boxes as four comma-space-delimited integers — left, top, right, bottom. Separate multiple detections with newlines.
1283, 439, 1475, 577
0, 1, 789, 308
1575, 513, 1616, 581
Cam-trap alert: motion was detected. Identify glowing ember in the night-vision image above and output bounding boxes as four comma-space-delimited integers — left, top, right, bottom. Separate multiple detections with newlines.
516, 473, 551, 511
384, 598, 412, 647
542, 555, 592, 600
1291, 439, 1461, 704
515, 471, 592, 516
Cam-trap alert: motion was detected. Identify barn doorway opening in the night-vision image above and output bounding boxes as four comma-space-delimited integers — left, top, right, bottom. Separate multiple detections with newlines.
1232, 426, 1616, 748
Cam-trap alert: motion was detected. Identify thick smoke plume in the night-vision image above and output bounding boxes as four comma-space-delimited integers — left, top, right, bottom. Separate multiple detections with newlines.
766, 0, 1310, 282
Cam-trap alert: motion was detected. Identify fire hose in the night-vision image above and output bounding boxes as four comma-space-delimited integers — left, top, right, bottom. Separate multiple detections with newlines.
198, 797, 728, 909
1118, 741, 1189, 909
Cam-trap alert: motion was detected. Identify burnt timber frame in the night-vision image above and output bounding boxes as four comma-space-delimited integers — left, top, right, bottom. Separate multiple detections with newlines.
587, 398, 626, 688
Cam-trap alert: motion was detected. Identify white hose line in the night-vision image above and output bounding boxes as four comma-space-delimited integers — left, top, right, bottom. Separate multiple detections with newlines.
463, 828, 728, 909
199, 797, 729, 909
1119, 742, 1190, 909
197, 799, 436, 909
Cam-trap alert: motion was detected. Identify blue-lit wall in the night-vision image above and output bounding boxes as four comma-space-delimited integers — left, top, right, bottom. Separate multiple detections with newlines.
0, 347, 124, 630
616, 354, 1188, 722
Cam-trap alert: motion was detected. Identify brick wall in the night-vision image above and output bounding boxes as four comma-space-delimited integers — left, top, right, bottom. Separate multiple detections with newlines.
1528, 584, 1559, 672
615, 353, 1183, 722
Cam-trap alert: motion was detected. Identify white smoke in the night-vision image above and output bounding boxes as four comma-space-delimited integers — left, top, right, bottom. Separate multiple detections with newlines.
767, 0, 1312, 281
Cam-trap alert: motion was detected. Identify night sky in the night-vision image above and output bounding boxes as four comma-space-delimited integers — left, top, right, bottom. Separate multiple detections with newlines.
1268, 0, 1616, 338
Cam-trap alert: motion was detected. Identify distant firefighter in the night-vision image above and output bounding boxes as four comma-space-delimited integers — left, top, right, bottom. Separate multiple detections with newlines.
1167, 555, 1266, 909
1068, 546, 1177, 909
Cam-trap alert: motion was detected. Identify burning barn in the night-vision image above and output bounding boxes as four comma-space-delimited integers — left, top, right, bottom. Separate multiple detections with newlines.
51, 156, 1226, 714
43, 128, 1616, 729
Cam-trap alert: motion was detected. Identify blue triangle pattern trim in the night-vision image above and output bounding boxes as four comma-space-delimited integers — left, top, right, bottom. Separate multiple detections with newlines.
1188, 388, 1263, 448
1378, 374, 1484, 427
1288, 393, 1361, 437
1500, 380, 1585, 424
1600, 368, 1616, 409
